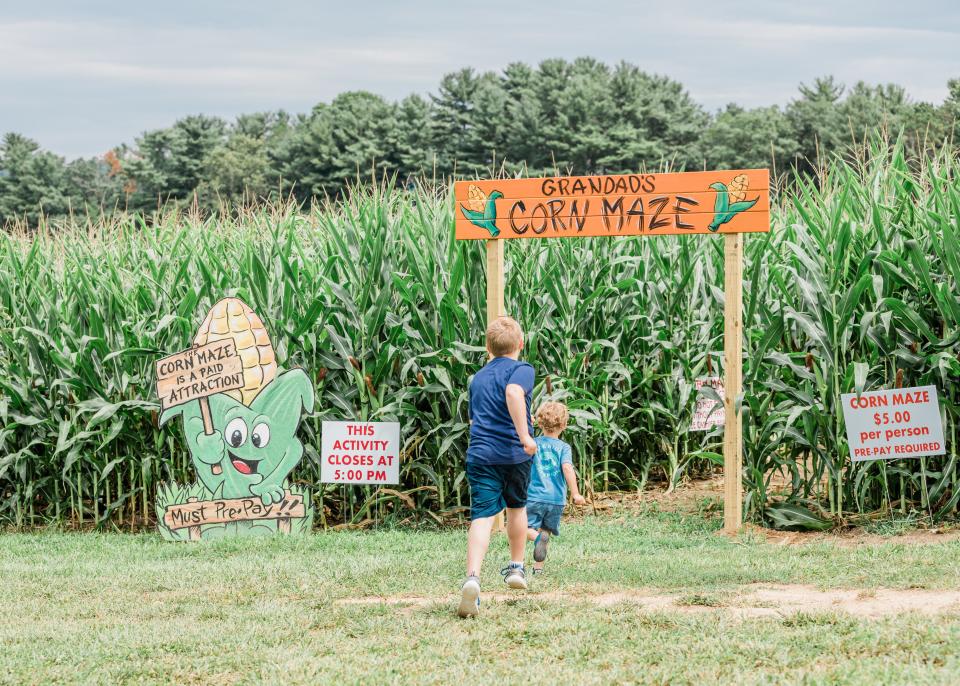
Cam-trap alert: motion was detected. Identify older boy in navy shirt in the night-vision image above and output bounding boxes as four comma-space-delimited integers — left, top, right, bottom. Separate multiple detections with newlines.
458, 316, 536, 618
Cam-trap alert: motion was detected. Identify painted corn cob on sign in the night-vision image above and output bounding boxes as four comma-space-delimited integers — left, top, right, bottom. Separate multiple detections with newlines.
154, 297, 314, 540
454, 169, 770, 239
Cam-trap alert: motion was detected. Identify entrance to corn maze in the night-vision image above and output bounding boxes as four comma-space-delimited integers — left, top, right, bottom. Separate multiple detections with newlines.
457, 169, 771, 532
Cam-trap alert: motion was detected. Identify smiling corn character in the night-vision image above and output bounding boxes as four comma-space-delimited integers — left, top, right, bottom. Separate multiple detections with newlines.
160, 298, 314, 520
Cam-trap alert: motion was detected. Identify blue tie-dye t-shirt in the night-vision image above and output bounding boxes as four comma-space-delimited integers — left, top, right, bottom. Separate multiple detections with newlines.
527, 436, 573, 506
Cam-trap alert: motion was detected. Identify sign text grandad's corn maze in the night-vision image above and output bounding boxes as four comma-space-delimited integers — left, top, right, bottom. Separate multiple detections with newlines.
454, 169, 770, 240
456, 169, 771, 533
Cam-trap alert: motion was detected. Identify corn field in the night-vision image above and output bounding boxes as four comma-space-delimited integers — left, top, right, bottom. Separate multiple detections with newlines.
1, 142, 958, 530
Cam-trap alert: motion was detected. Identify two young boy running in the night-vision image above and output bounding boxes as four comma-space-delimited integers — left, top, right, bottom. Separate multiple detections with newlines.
458, 316, 582, 617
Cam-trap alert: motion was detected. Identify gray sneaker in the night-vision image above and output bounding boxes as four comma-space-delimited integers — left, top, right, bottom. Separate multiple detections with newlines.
501, 564, 528, 590
458, 576, 481, 618
533, 531, 550, 563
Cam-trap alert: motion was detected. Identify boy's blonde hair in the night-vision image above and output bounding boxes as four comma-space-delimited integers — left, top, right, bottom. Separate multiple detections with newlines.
535, 401, 569, 433
485, 316, 524, 357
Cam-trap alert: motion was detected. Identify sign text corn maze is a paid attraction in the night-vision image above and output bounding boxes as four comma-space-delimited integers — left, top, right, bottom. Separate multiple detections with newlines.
155, 339, 243, 409
455, 169, 770, 240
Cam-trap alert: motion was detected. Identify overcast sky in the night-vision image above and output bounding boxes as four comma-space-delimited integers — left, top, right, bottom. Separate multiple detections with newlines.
2, 0, 958, 159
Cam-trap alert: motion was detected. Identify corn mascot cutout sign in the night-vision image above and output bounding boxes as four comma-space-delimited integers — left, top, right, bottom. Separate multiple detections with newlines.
154, 298, 314, 540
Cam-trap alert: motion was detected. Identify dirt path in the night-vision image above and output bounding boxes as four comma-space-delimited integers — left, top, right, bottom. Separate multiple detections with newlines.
338, 584, 960, 618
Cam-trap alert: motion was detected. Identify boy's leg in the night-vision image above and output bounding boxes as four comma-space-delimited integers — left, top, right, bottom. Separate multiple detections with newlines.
464, 462, 506, 580
460, 461, 505, 618
502, 506, 529, 589
459, 516, 495, 618
527, 528, 545, 571
506, 506, 528, 563
533, 530, 550, 565
499, 460, 533, 589
465, 516, 496, 578
533, 505, 560, 570
526, 503, 546, 572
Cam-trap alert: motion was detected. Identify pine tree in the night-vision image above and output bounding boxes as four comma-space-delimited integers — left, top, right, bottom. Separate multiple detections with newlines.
0, 133, 70, 226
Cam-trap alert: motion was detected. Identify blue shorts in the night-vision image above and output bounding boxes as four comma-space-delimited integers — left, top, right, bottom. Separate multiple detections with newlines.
467, 460, 532, 520
527, 501, 564, 535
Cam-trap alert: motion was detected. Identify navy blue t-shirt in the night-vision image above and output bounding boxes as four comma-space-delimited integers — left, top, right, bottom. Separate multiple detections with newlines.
466, 357, 535, 465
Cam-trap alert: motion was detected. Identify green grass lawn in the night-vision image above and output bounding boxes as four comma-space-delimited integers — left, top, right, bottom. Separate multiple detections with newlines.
4, 506, 960, 685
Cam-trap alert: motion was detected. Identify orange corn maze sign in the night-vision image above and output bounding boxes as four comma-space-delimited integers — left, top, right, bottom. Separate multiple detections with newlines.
454, 169, 770, 239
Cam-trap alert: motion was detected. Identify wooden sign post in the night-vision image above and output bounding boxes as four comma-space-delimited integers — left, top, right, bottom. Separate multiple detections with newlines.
723, 233, 743, 532
455, 170, 770, 533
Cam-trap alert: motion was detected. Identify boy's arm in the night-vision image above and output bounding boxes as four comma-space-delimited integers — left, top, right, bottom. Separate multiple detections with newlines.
561, 462, 587, 505
505, 384, 537, 455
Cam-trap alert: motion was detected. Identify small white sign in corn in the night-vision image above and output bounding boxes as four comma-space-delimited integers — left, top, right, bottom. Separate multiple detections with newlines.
691, 377, 724, 432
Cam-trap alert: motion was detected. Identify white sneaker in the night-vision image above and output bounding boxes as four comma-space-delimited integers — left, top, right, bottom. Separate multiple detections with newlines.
458, 576, 481, 617
501, 564, 528, 590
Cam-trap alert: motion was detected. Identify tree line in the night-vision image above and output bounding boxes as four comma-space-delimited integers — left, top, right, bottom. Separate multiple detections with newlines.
1, 57, 958, 226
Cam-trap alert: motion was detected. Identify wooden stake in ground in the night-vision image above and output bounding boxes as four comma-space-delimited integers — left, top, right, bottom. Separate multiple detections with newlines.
185, 497, 202, 541
197, 396, 220, 473
486, 239, 506, 533
723, 233, 744, 533
199, 396, 214, 435
156, 340, 243, 477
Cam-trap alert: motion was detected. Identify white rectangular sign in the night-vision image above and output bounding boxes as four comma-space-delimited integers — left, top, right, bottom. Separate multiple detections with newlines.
321, 421, 400, 484
691, 376, 725, 431
841, 385, 945, 461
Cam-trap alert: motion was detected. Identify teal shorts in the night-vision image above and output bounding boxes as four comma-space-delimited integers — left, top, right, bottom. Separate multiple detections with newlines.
467, 460, 532, 520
